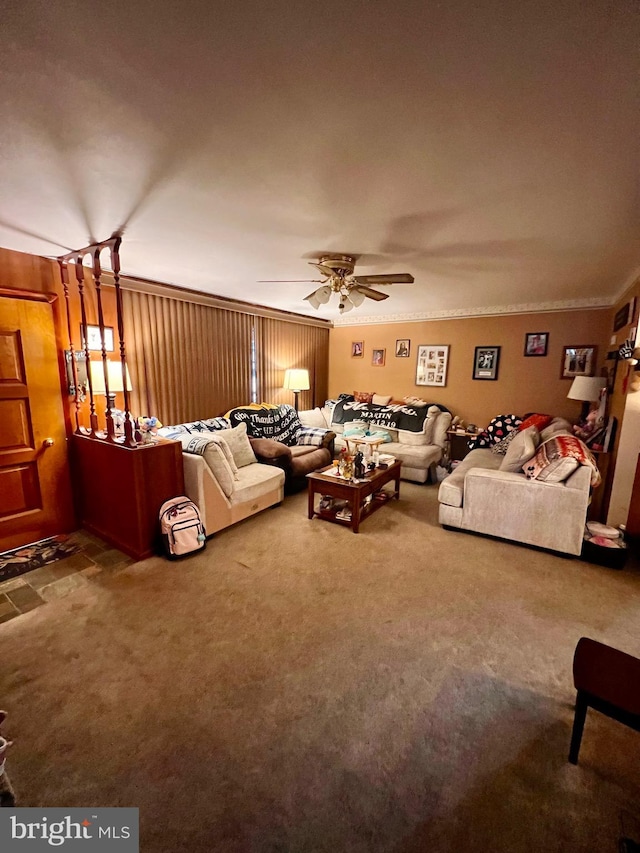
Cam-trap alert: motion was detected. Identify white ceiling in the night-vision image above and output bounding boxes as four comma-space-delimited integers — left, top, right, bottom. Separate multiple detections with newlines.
1, 0, 638, 323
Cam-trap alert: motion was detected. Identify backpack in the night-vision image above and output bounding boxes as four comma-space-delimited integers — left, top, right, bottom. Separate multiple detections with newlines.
159, 496, 206, 559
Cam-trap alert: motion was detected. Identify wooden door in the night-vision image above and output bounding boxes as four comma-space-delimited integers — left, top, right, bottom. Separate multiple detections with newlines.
0, 294, 74, 551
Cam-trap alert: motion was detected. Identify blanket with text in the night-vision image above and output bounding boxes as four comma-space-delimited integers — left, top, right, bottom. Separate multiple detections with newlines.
331, 400, 433, 433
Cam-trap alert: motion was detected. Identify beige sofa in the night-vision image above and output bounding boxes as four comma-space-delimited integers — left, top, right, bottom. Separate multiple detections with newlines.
158, 418, 285, 535
438, 419, 592, 555
182, 453, 284, 536
299, 402, 451, 483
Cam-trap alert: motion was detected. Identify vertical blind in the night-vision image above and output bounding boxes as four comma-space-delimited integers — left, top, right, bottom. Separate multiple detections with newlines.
122, 289, 329, 425
255, 316, 329, 411
123, 290, 253, 424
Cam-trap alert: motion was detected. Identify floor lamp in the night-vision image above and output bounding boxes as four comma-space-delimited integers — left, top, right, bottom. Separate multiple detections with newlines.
283, 368, 310, 412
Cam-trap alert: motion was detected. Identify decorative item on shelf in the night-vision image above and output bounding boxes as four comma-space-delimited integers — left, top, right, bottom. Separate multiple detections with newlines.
136, 416, 163, 444
283, 368, 310, 412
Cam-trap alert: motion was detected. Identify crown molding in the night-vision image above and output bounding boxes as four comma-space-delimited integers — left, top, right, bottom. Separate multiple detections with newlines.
612, 267, 640, 305
332, 296, 613, 326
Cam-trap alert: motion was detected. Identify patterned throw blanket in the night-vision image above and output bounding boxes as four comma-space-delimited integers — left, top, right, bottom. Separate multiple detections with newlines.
331, 400, 434, 433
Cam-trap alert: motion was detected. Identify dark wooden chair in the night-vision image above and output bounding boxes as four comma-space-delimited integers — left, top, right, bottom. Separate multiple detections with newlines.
569, 637, 640, 765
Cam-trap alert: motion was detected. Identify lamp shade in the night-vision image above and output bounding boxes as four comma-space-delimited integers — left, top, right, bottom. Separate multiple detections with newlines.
567, 376, 606, 403
283, 368, 310, 392
89, 360, 133, 395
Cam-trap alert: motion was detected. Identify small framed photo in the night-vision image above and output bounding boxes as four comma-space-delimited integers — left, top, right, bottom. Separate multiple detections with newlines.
416, 345, 449, 386
395, 338, 410, 358
351, 341, 364, 358
473, 346, 500, 380
561, 345, 597, 379
372, 348, 386, 366
81, 324, 114, 352
524, 332, 548, 357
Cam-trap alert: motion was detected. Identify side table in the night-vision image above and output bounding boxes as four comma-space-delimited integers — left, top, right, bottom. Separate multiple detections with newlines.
446, 430, 479, 463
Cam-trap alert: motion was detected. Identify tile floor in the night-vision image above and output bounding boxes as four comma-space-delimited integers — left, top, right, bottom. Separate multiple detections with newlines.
0, 532, 134, 624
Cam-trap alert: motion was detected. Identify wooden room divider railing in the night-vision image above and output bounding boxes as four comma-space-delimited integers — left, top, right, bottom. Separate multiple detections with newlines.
58, 234, 137, 447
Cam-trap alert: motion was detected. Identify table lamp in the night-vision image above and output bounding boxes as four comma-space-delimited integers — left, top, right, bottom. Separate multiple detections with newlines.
89, 359, 133, 412
567, 376, 606, 421
283, 368, 309, 412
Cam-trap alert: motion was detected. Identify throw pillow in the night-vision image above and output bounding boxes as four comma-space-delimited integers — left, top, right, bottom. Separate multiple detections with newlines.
491, 429, 519, 455
499, 426, 540, 473
468, 414, 522, 450
218, 422, 257, 468
206, 432, 239, 476
372, 394, 392, 405
524, 435, 600, 485
298, 407, 328, 429
518, 413, 553, 433
353, 391, 375, 403
177, 435, 235, 498
367, 429, 393, 443
295, 426, 332, 447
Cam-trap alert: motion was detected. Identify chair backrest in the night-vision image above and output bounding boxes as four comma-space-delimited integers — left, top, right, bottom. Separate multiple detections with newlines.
573, 637, 640, 715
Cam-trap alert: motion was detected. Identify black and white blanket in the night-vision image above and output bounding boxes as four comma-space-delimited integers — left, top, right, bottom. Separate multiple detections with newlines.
228, 404, 302, 445
331, 400, 437, 433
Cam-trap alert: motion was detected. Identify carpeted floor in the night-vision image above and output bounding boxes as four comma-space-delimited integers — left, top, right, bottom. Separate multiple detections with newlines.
1, 484, 639, 852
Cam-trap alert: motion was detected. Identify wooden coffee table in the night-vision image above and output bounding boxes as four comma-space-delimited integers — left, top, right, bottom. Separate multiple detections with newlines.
307, 460, 401, 533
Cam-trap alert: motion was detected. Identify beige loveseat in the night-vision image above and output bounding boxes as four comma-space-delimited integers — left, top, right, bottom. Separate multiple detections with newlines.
299, 401, 451, 483
158, 418, 285, 535
438, 418, 592, 555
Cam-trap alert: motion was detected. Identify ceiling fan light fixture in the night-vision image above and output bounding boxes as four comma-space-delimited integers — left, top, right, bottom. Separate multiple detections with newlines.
347, 288, 365, 307
316, 285, 332, 304
304, 291, 321, 309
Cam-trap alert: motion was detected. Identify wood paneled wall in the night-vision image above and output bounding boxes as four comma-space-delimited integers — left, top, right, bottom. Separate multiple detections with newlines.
255, 317, 329, 410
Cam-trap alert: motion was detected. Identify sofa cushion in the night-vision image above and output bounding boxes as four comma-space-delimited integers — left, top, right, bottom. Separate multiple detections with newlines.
218, 423, 257, 468
298, 407, 328, 429
372, 394, 392, 405
178, 435, 236, 498
499, 426, 540, 473
248, 437, 291, 461
491, 430, 519, 455
438, 449, 501, 508
231, 463, 285, 505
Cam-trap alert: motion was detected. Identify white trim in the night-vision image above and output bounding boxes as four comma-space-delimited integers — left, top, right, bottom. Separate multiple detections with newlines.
332, 297, 612, 326
612, 267, 640, 304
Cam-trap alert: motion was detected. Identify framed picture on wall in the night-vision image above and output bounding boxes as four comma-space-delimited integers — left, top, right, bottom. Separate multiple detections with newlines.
524, 332, 548, 357
372, 348, 386, 366
395, 339, 410, 357
351, 341, 364, 358
473, 346, 500, 380
416, 345, 449, 386
560, 345, 597, 379
81, 324, 114, 352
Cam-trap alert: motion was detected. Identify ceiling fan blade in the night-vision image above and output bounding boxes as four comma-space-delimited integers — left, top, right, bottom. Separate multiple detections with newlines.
258, 279, 324, 283
352, 273, 414, 285
309, 261, 335, 277
355, 286, 389, 302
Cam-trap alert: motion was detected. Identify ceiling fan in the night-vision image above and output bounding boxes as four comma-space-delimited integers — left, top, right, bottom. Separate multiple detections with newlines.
259, 254, 414, 314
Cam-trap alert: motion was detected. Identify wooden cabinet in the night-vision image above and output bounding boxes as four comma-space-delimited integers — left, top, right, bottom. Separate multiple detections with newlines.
72, 434, 184, 560
446, 430, 477, 462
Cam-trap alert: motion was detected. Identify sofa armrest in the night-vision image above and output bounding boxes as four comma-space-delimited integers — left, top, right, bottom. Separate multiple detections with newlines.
248, 437, 292, 470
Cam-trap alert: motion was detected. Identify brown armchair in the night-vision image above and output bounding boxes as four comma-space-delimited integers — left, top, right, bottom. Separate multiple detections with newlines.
249, 434, 334, 493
